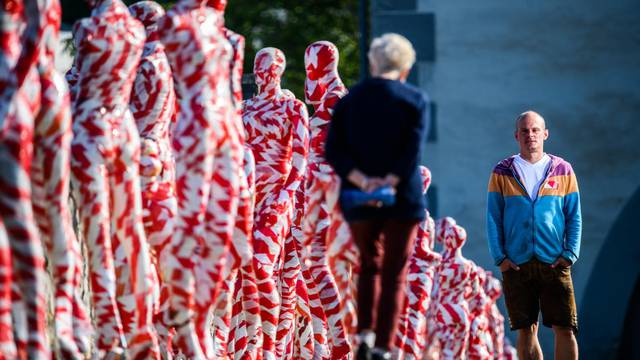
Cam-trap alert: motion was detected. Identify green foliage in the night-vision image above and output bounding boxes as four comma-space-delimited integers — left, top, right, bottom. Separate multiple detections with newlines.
62, 0, 360, 98
225, 0, 360, 99
147, 0, 361, 97
61, 0, 91, 23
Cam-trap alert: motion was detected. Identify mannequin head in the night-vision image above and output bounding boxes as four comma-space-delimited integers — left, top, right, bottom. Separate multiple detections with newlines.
253, 47, 285, 97
42, 0, 62, 59
206, 0, 226, 11
304, 40, 339, 105
128, 1, 165, 39
206, 0, 226, 27
419, 165, 431, 195
437, 217, 467, 251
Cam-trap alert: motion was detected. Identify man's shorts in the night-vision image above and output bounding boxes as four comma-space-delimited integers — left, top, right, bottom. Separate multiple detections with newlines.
502, 258, 578, 333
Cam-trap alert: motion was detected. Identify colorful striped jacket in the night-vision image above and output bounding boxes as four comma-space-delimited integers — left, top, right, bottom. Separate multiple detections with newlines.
486, 154, 582, 266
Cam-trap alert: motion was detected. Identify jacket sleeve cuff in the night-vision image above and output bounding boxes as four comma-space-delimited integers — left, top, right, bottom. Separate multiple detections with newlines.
494, 255, 506, 266
561, 250, 577, 264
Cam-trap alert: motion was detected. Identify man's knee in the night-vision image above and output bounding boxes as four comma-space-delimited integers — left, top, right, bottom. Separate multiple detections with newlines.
552, 325, 575, 339
518, 323, 538, 340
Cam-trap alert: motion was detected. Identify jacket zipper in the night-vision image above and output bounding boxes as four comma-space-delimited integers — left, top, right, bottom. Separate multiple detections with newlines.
509, 158, 555, 255
509, 167, 535, 251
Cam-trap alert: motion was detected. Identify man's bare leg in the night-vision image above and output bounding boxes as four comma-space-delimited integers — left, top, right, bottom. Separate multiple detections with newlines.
552, 326, 578, 360
517, 323, 543, 360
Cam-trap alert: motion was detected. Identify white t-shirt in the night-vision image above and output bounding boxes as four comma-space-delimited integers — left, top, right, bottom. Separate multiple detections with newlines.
513, 154, 551, 200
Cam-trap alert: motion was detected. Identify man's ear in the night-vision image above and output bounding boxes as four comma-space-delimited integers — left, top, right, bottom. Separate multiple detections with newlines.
544, 129, 549, 140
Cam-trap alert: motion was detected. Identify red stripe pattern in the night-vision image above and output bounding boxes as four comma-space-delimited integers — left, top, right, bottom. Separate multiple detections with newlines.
0, 1, 519, 357
158, 0, 242, 357
1, 0, 50, 358
433, 217, 473, 359
302, 41, 351, 359
394, 166, 440, 359
128, 1, 178, 354
70, 0, 160, 357
243, 47, 309, 360
32, 0, 93, 357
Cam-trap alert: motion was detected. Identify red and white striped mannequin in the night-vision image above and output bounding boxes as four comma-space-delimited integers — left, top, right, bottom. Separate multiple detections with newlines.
394, 166, 441, 359
158, 0, 242, 356
302, 40, 351, 359
242, 47, 309, 360
70, 0, 160, 357
32, 0, 93, 356
433, 217, 474, 359
0, 0, 49, 357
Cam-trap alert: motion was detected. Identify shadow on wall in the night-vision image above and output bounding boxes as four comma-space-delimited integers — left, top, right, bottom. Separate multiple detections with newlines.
618, 277, 640, 359
578, 185, 640, 359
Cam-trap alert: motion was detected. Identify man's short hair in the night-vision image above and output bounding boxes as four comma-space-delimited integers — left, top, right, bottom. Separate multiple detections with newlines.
368, 33, 416, 77
515, 110, 546, 130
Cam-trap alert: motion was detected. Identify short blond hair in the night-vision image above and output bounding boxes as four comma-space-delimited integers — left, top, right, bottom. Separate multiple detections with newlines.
368, 33, 416, 77
515, 110, 546, 130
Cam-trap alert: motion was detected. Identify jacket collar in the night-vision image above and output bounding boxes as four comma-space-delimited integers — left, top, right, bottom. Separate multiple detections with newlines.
500, 153, 560, 176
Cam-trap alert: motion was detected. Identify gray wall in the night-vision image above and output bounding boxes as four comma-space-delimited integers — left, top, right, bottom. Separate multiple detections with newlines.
579, 187, 640, 359
373, 0, 640, 357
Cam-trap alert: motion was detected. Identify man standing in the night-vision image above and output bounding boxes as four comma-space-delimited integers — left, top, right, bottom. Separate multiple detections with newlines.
487, 111, 581, 360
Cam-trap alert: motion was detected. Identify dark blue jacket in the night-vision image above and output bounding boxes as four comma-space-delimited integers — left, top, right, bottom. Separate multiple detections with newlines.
325, 77, 430, 221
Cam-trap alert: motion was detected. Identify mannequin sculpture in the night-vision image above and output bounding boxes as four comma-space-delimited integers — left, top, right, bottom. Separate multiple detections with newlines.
485, 272, 506, 358
394, 166, 441, 359
205, 2, 263, 357
223, 147, 263, 359
70, 0, 160, 357
242, 47, 309, 359
467, 267, 492, 359
128, 1, 179, 351
158, 0, 242, 356
0, 0, 49, 357
302, 40, 351, 358
31, 0, 93, 357
433, 217, 475, 359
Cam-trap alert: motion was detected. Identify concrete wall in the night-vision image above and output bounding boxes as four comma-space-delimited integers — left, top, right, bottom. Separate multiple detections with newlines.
579, 187, 640, 359
374, 0, 640, 356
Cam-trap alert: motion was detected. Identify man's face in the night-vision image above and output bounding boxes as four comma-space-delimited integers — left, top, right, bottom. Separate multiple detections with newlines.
515, 115, 548, 154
